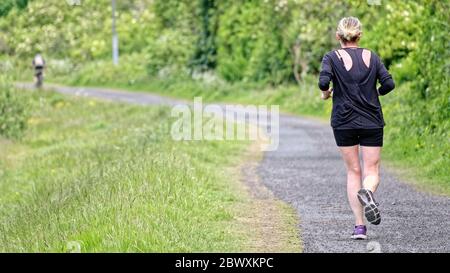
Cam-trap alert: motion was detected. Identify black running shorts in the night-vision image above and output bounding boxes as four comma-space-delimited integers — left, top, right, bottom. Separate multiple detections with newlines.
333, 128, 383, 147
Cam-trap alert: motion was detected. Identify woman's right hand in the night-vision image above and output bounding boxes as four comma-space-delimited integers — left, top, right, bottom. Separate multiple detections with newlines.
321, 89, 332, 100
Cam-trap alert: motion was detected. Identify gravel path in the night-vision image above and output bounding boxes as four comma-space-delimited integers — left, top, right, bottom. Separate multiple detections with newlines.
258, 115, 449, 253
20, 83, 450, 253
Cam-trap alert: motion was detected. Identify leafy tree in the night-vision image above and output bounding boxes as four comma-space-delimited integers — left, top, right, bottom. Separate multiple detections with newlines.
0, 0, 15, 17
190, 0, 218, 72
216, 0, 292, 84
0, 0, 29, 17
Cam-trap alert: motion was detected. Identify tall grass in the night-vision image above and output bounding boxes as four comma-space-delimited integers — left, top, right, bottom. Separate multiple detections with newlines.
0, 76, 29, 139
0, 90, 253, 252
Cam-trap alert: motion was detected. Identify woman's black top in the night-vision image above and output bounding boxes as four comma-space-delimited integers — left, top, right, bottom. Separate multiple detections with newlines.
318, 48, 395, 129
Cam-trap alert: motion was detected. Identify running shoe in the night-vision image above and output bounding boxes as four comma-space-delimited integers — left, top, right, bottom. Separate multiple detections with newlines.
357, 188, 381, 225
351, 225, 367, 240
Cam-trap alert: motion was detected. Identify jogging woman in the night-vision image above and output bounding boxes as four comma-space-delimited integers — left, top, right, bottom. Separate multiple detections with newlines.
318, 17, 395, 240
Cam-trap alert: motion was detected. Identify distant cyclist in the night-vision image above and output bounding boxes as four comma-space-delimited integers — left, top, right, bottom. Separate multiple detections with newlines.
32, 54, 46, 88
318, 17, 395, 240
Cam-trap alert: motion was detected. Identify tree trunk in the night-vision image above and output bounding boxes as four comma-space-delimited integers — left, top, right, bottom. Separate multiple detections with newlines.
291, 39, 308, 85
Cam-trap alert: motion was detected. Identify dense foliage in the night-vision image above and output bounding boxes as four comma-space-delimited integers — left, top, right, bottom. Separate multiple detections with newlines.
0, 0, 29, 17
362, 0, 449, 154
1, 1, 447, 83
0, 77, 29, 139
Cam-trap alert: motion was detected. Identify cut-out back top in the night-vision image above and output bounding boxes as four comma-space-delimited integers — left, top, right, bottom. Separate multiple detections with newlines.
318, 48, 395, 129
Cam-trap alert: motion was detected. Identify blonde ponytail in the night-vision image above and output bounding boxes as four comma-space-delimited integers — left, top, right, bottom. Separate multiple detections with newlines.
337, 17, 362, 42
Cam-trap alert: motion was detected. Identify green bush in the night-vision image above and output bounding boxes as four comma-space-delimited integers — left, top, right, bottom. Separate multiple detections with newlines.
216, 1, 292, 84
0, 78, 29, 139
0, 0, 27, 17
362, 1, 422, 68
0, 0, 15, 17
378, 0, 449, 139
145, 28, 196, 77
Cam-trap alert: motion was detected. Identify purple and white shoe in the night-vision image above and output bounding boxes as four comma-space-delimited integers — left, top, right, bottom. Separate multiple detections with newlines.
351, 225, 367, 240
358, 188, 381, 225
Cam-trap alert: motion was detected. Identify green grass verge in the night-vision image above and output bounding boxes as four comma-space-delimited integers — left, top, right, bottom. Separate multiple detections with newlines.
0, 90, 294, 252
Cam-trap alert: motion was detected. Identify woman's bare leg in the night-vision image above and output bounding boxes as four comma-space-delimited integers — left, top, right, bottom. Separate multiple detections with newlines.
361, 146, 382, 193
339, 145, 364, 226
